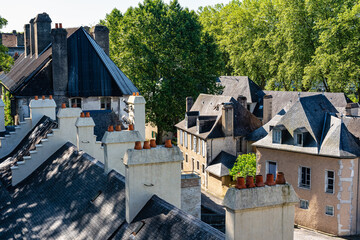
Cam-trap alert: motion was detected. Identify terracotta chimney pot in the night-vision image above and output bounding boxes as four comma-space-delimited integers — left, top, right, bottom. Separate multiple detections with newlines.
59, 23, 62, 28
246, 176, 256, 188
165, 139, 172, 148
265, 174, 276, 186
108, 125, 114, 132
55, 23, 58, 29
72, 104, 77, 108
132, 92, 136, 96
134, 141, 142, 150
235, 177, 246, 189
49, 95, 53, 100
35, 96, 38, 100
275, 172, 286, 185
136, 92, 139, 96
128, 124, 134, 131
85, 112, 90, 118
115, 125, 121, 131
42, 95, 45, 100
61, 103, 66, 108
80, 112, 85, 118
143, 141, 151, 149
255, 175, 265, 187
150, 139, 156, 148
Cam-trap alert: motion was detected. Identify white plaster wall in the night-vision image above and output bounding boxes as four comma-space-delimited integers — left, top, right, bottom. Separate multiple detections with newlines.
181, 178, 201, 218
29, 99, 56, 125
57, 108, 82, 145
82, 97, 100, 110
207, 137, 237, 163
104, 142, 133, 175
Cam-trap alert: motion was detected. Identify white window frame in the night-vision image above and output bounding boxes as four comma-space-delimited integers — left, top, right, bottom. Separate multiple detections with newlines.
294, 133, 303, 146
184, 132, 188, 148
69, 98, 82, 108
202, 140, 205, 157
179, 130, 183, 145
100, 97, 112, 110
273, 130, 281, 144
193, 136, 197, 152
298, 166, 311, 189
266, 161, 277, 179
197, 138, 201, 154
325, 205, 334, 216
299, 199, 309, 210
325, 170, 335, 194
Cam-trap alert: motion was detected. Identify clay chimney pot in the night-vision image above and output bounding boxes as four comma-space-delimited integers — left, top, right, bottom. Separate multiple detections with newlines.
275, 172, 286, 185
150, 139, 156, 148
108, 125, 114, 132
61, 103, 66, 108
143, 141, 151, 149
235, 177, 246, 189
265, 174, 276, 186
80, 112, 85, 118
255, 175, 265, 187
55, 23, 58, 29
132, 92, 136, 96
246, 176, 256, 188
49, 95, 53, 100
85, 112, 90, 118
35, 96, 38, 100
134, 141, 142, 150
136, 92, 139, 96
128, 124, 134, 131
165, 139, 172, 148
59, 23, 62, 28
115, 125, 121, 131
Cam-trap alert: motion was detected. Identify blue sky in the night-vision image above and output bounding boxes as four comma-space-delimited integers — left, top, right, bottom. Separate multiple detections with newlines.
1, 0, 230, 33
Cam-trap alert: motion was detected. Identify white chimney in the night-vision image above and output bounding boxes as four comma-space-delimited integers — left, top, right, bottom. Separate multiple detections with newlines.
124, 144, 183, 223
128, 94, 146, 139
57, 105, 82, 145
75, 113, 96, 155
102, 127, 144, 174
29, 96, 56, 125
223, 183, 299, 240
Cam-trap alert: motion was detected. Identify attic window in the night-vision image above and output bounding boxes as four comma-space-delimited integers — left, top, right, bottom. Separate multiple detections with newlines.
295, 133, 303, 146
272, 130, 281, 144
101, 97, 111, 110
70, 98, 82, 108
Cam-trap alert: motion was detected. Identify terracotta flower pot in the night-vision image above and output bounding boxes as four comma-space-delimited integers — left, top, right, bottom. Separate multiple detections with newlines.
246, 176, 256, 188
150, 139, 156, 148
61, 103, 66, 109
275, 172, 286, 185
115, 125, 121, 131
255, 175, 265, 187
143, 141, 151, 149
235, 177, 246, 189
108, 125, 114, 132
128, 124, 134, 131
165, 139, 172, 148
134, 141, 142, 150
265, 174, 276, 186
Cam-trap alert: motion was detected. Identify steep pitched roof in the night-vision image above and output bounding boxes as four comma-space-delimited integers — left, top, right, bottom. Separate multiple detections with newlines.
0, 27, 138, 97
0, 142, 224, 239
218, 76, 264, 103
206, 151, 237, 177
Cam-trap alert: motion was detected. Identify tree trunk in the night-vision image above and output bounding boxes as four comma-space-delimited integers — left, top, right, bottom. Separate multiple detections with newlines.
157, 128, 163, 145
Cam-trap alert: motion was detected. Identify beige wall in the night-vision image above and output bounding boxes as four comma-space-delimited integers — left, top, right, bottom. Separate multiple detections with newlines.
145, 123, 173, 143
257, 147, 359, 236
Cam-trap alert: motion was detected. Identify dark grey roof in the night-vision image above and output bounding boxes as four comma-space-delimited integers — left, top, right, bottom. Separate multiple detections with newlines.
85, 110, 120, 141
175, 94, 262, 139
254, 95, 360, 158
206, 151, 237, 177
218, 76, 264, 103
0, 142, 224, 239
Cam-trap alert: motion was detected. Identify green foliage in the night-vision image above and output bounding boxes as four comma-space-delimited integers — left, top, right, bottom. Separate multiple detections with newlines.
102, 0, 224, 141
198, 0, 360, 98
0, 16, 13, 73
229, 153, 256, 180
3, 87, 13, 126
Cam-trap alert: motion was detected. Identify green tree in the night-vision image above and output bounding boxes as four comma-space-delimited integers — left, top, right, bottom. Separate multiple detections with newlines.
103, 0, 223, 142
0, 16, 13, 72
229, 153, 256, 180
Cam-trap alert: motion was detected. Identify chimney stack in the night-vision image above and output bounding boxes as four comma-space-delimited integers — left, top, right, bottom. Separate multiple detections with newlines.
57, 106, 82, 145
345, 103, 358, 116
29, 96, 56, 126
124, 145, 183, 223
34, 13, 52, 58
222, 102, 234, 137
90, 25, 109, 56
263, 94, 273, 124
237, 95, 247, 110
29, 18, 35, 57
128, 94, 146, 139
16, 32, 24, 47
186, 96, 193, 112
24, 24, 30, 57
51, 23, 68, 98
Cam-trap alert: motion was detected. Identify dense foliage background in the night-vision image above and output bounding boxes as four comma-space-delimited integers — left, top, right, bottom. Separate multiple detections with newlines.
229, 153, 257, 180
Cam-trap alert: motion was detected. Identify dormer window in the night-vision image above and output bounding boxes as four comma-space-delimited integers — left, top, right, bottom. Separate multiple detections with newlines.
273, 130, 282, 143
294, 127, 308, 147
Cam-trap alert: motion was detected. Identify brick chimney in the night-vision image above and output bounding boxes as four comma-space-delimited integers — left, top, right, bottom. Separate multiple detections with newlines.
23, 24, 30, 57
29, 18, 35, 57
222, 102, 234, 137
90, 25, 109, 56
51, 23, 68, 98
34, 13, 52, 58
237, 95, 247, 109
263, 94, 273, 124
186, 96, 193, 112
124, 145, 183, 223
223, 183, 299, 240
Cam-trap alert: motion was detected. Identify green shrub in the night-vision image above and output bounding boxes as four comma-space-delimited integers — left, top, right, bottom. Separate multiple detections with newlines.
229, 153, 256, 180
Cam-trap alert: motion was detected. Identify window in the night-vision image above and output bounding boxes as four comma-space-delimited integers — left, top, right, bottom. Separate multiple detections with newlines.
299, 167, 311, 189
299, 199, 309, 209
100, 97, 111, 110
192, 158, 195, 171
151, 131, 157, 138
70, 98, 82, 108
185, 154, 188, 163
325, 170, 335, 194
273, 130, 281, 143
181, 162, 183, 170
267, 161, 277, 181
179, 130, 183, 145
295, 133, 303, 146
202, 164, 205, 174
184, 132, 188, 148
325, 206, 334, 216
197, 138, 201, 154
202, 140, 205, 157
197, 161, 199, 170
193, 136, 197, 152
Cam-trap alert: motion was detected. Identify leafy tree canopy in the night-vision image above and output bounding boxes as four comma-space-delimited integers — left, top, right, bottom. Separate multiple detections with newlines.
229, 153, 257, 180
102, 0, 223, 141
0, 16, 13, 73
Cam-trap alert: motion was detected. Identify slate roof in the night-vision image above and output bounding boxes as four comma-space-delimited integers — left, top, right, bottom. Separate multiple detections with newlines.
175, 94, 262, 139
0, 142, 224, 239
253, 95, 360, 158
206, 151, 237, 177
218, 76, 264, 103
0, 27, 138, 97
86, 110, 121, 141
